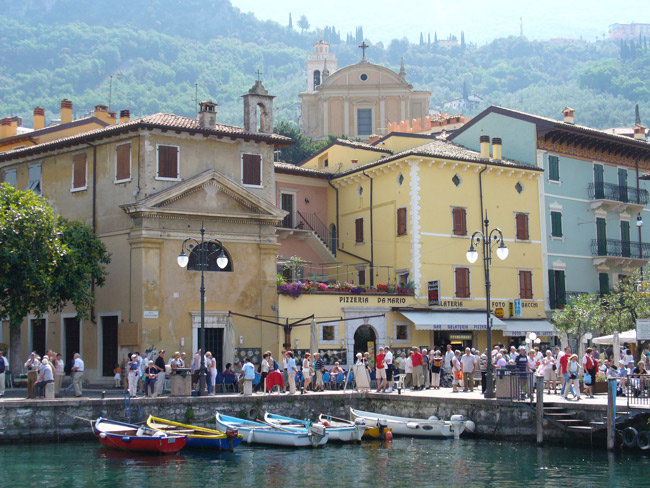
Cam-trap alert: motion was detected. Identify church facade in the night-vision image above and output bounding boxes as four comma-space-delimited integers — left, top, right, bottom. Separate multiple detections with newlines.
299, 45, 430, 141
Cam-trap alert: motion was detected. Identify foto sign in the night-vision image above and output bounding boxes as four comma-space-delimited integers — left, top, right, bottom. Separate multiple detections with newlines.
637, 318, 650, 341
428, 280, 440, 306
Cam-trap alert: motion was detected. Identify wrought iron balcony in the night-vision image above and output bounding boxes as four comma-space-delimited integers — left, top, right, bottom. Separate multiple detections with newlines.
587, 182, 649, 205
591, 238, 650, 260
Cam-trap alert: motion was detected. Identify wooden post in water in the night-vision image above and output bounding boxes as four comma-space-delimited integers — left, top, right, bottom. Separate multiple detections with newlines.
607, 377, 617, 451
536, 375, 544, 446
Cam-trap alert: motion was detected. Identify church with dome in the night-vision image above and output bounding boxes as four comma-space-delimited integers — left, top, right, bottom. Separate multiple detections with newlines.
299, 41, 431, 141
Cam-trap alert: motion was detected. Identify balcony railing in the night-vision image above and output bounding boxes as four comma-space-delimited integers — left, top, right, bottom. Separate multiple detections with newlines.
587, 182, 649, 205
591, 238, 650, 259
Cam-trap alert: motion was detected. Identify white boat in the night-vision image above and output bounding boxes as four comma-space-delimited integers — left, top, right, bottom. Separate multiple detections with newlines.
349, 408, 475, 439
215, 412, 328, 447
264, 412, 364, 443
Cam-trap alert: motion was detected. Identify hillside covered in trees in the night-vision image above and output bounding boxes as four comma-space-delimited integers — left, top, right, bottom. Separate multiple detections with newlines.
0, 0, 648, 131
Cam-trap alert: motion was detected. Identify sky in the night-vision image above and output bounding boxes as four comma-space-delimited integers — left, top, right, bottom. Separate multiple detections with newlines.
230, 0, 644, 45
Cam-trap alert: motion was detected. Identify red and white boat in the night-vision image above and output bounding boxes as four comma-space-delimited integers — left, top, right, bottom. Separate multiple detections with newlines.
93, 417, 187, 454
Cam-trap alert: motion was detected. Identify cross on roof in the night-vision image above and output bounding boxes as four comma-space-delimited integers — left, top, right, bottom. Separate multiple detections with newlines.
358, 41, 369, 60
256, 69, 262, 82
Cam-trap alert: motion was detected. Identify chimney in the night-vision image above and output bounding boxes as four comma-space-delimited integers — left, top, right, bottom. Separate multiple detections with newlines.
479, 135, 490, 159
198, 101, 217, 129
368, 134, 381, 144
492, 137, 502, 160
562, 107, 575, 124
0, 118, 11, 139
61, 99, 73, 124
633, 123, 646, 141
33, 107, 45, 130
119, 109, 130, 124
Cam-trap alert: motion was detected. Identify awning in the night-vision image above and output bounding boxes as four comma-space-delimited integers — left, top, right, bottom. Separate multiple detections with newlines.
593, 329, 636, 345
400, 311, 506, 331
498, 320, 555, 337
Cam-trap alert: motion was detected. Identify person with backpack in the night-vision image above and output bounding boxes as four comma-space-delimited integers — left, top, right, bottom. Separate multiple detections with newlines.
431, 350, 443, 389
0, 349, 8, 398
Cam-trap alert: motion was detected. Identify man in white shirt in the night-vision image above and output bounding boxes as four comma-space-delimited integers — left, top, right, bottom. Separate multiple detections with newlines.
384, 346, 394, 393
0, 349, 8, 398
71, 353, 84, 397
461, 348, 475, 392
444, 344, 455, 371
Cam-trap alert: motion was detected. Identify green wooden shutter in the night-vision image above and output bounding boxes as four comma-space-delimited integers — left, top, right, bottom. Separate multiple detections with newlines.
599, 273, 609, 295
549, 156, 559, 181
548, 269, 556, 309
594, 164, 604, 199
551, 212, 563, 237
621, 220, 631, 257
556, 270, 566, 308
596, 218, 607, 255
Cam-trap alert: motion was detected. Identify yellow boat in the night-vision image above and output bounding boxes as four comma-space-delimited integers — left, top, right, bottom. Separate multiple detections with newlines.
146, 415, 243, 451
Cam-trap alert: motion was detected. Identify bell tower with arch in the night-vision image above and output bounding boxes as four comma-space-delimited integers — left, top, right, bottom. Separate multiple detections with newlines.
242, 80, 275, 134
306, 40, 338, 91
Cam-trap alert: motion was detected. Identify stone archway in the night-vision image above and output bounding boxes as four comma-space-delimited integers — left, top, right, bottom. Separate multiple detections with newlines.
353, 324, 377, 358
343, 307, 389, 365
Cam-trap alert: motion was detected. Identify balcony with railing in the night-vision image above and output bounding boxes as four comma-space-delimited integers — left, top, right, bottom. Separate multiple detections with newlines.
591, 238, 650, 267
588, 182, 648, 213
277, 211, 335, 260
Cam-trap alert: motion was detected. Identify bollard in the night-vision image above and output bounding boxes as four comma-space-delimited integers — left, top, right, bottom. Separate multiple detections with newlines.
101, 391, 106, 399
536, 375, 544, 446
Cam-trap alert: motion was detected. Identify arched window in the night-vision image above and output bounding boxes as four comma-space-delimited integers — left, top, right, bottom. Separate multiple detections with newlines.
313, 70, 321, 87
187, 243, 233, 272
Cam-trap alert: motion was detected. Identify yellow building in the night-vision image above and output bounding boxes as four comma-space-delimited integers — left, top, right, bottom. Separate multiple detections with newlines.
0, 100, 120, 154
0, 86, 292, 381
281, 133, 549, 363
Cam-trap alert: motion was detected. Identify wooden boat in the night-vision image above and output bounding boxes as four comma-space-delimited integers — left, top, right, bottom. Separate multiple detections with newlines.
93, 417, 187, 453
350, 408, 475, 439
146, 415, 243, 451
317, 413, 390, 440
265, 412, 364, 442
216, 412, 328, 447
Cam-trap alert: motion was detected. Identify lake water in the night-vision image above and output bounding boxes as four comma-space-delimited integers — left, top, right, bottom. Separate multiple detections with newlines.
0, 437, 647, 487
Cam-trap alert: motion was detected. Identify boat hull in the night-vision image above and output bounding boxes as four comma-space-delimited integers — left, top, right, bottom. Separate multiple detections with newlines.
350, 408, 468, 439
146, 416, 243, 451
216, 413, 328, 447
93, 418, 187, 454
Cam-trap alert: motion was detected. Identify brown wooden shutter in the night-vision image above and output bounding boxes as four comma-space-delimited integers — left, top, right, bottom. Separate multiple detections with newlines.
358, 269, 366, 285
242, 154, 261, 185
520, 270, 533, 299
116, 144, 131, 181
516, 213, 529, 240
452, 208, 467, 236
455, 267, 469, 298
158, 145, 178, 178
355, 218, 364, 243
397, 208, 407, 235
73, 153, 86, 189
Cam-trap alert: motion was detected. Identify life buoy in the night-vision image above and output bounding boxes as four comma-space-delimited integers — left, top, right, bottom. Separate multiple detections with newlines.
636, 431, 650, 450
623, 427, 638, 448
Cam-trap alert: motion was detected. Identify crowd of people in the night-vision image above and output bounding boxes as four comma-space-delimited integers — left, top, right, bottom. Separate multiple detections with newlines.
14, 350, 84, 399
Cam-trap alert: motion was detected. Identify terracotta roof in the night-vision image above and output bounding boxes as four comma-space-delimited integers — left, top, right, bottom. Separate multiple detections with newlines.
274, 161, 330, 178
0, 113, 292, 162
334, 137, 539, 178
332, 138, 392, 153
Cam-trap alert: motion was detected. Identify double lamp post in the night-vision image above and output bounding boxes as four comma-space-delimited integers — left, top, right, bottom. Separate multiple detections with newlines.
177, 225, 229, 396
466, 213, 509, 399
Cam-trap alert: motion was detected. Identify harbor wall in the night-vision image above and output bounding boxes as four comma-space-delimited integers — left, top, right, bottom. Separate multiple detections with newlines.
0, 393, 607, 444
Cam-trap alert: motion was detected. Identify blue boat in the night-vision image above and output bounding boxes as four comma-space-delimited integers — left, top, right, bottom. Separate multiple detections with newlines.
146, 416, 242, 451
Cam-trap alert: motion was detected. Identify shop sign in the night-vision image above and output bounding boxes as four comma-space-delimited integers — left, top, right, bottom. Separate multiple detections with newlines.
428, 280, 440, 306
495, 308, 504, 318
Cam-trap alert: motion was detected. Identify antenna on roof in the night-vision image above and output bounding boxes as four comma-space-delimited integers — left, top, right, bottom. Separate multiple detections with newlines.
85, 71, 125, 110
192, 81, 222, 118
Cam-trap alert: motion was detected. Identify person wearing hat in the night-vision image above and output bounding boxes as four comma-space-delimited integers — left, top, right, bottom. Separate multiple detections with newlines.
127, 354, 140, 397
143, 360, 158, 397
431, 350, 443, 389
24, 352, 40, 399
565, 354, 583, 400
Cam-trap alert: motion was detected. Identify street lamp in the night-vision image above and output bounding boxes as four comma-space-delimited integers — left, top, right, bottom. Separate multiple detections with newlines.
466, 213, 508, 399
177, 224, 229, 396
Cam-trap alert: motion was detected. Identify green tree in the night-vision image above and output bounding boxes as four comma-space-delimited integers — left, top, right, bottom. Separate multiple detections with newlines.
0, 184, 110, 375
553, 293, 606, 354
297, 15, 309, 33
274, 121, 326, 165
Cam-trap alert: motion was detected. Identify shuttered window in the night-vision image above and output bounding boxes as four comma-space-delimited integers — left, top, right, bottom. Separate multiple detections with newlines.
452, 207, 467, 236
242, 154, 262, 186
355, 218, 364, 243
548, 155, 559, 181
519, 270, 533, 299
455, 267, 470, 298
358, 269, 366, 286
72, 153, 87, 189
550, 211, 563, 237
3, 168, 16, 187
515, 213, 529, 240
116, 143, 131, 181
397, 207, 407, 236
157, 145, 179, 179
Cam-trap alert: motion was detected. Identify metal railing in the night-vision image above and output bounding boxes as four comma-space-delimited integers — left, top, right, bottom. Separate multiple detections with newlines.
278, 211, 332, 252
276, 260, 394, 285
588, 182, 649, 205
624, 374, 650, 409
590, 238, 650, 259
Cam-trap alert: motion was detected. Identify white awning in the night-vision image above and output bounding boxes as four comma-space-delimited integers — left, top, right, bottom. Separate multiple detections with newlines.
498, 320, 555, 337
593, 329, 636, 345
400, 311, 506, 331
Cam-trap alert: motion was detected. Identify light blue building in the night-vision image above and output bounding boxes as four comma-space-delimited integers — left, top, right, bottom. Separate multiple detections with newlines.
451, 106, 650, 315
